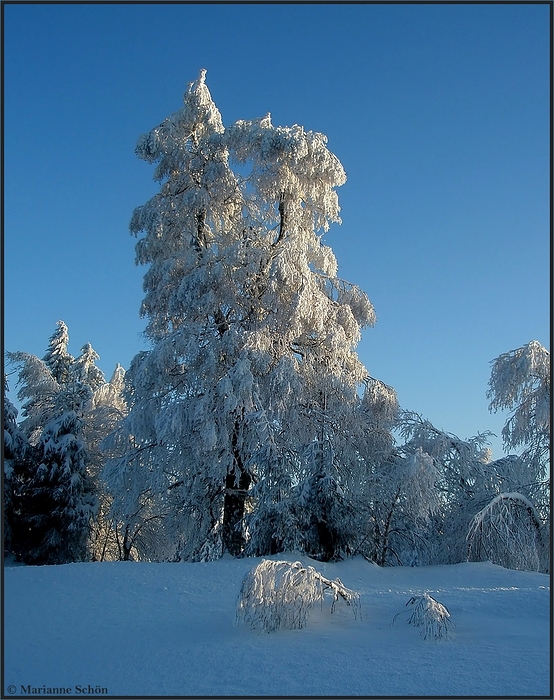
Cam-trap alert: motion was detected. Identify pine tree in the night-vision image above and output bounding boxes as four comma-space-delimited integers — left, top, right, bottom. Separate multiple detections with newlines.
15, 410, 96, 564
7, 323, 123, 563
72, 343, 106, 392
107, 70, 386, 561
43, 320, 74, 384
6, 351, 60, 446
3, 376, 30, 555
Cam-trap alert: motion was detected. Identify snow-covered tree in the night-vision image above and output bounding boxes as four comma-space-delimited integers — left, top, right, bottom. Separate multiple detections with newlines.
84, 364, 129, 561
92, 363, 126, 415
363, 445, 442, 566
321, 381, 450, 567
6, 352, 60, 446
6, 323, 124, 563
393, 341, 551, 572
474, 341, 551, 572
43, 320, 74, 384
3, 352, 67, 561
8, 326, 110, 442
15, 410, 96, 564
107, 69, 385, 561
6, 342, 96, 563
99, 364, 172, 563
3, 376, 30, 554
487, 340, 550, 516
392, 411, 496, 566
72, 343, 106, 392
466, 492, 543, 571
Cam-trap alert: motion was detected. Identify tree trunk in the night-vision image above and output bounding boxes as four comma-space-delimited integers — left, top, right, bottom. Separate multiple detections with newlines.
222, 470, 251, 556
222, 418, 251, 556
122, 525, 132, 561
378, 486, 401, 566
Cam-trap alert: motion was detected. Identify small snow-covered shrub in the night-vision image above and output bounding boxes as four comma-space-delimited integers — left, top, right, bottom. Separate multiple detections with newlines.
393, 592, 452, 640
236, 559, 361, 632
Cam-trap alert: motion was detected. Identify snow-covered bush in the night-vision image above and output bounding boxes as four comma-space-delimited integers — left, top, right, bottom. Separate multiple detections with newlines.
236, 559, 360, 632
394, 592, 452, 640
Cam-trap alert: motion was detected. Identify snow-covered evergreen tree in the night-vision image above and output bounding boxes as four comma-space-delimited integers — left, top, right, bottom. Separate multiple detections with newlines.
7, 327, 109, 444
107, 70, 385, 561
3, 376, 30, 554
6, 351, 61, 446
6, 344, 96, 563
6, 323, 124, 563
43, 320, 74, 384
72, 343, 106, 392
15, 410, 96, 564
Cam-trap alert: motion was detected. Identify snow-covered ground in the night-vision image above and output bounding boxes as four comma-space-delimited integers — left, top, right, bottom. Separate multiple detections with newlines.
4, 555, 550, 697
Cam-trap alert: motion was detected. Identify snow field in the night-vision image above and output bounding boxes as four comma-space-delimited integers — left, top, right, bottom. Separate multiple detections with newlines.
4, 556, 550, 697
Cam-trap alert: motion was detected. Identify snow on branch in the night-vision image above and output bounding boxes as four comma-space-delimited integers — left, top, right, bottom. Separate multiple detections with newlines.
236, 559, 361, 632
393, 592, 453, 640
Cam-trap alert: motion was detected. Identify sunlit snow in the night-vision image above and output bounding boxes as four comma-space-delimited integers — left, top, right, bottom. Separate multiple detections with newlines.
4, 555, 549, 696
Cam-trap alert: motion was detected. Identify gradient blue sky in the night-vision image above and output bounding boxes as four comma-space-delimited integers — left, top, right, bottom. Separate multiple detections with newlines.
4, 3, 550, 458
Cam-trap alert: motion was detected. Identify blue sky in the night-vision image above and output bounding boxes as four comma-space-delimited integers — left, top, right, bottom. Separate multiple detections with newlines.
4, 3, 550, 458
